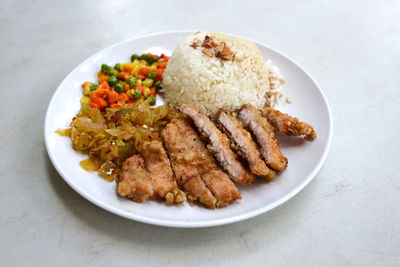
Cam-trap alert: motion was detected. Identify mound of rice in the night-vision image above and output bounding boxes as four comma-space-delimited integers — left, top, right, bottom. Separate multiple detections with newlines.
162, 30, 284, 116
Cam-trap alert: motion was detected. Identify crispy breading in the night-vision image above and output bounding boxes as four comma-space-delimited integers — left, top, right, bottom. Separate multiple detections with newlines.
162, 119, 240, 208
116, 154, 153, 203
238, 104, 287, 173
162, 119, 217, 208
262, 107, 317, 140
141, 141, 186, 204
217, 110, 275, 179
180, 104, 255, 185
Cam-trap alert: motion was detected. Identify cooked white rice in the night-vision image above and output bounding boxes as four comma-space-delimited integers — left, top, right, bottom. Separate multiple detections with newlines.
162, 30, 284, 116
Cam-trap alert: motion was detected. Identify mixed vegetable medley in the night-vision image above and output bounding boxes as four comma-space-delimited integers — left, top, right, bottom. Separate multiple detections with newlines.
57, 52, 184, 181
81, 53, 169, 110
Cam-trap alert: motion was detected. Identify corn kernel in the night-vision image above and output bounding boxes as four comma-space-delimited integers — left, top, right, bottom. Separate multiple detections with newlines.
126, 89, 132, 98
80, 96, 90, 105
133, 64, 142, 75
82, 85, 91, 96
137, 79, 142, 86
142, 78, 153, 88
143, 87, 151, 97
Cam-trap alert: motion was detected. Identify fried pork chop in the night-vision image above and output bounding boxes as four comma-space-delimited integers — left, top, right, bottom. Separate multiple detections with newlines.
262, 107, 317, 140
238, 104, 287, 172
162, 119, 240, 208
217, 110, 276, 180
116, 154, 154, 203
141, 141, 186, 204
180, 104, 255, 185
116, 140, 186, 204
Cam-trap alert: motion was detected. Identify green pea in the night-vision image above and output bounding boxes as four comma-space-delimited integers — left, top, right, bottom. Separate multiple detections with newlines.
114, 83, 124, 93
107, 76, 118, 86
128, 77, 137, 87
101, 64, 111, 74
140, 54, 149, 61
146, 95, 156, 106
90, 84, 98, 90
107, 70, 119, 77
147, 72, 156, 79
153, 81, 162, 91
114, 63, 121, 71
133, 89, 141, 100
131, 54, 140, 62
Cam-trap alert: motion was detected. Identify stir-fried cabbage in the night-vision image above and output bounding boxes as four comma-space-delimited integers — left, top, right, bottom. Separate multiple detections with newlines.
58, 98, 183, 181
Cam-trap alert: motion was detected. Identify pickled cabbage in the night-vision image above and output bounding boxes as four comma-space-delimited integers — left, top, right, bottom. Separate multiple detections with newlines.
58, 97, 180, 181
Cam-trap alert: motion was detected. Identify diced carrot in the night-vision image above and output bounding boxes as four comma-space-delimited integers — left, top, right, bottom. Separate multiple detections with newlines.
90, 91, 102, 101
97, 81, 110, 94
90, 102, 100, 109
92, 97, 107, 109
155, 68, 163, 81
110, 103, 120, 108
97, 71, 103, 79
99, 75, 109, 83
150, 87, 156, 96
106, 90, 119, 103
124, 84, 130, 91
118, 72, 129, 80
119, 93, 129, 103
139, 67, 153, 77
158, 62, 167, 69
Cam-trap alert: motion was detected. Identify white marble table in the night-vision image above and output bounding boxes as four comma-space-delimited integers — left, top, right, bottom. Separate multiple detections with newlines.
1, 0, 399, 266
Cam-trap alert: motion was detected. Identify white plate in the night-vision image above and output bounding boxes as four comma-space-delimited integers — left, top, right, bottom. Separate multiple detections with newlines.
44, 31, 332, 228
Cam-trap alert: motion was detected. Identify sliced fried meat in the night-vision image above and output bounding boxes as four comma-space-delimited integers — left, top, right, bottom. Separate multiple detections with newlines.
180, 104, 255, 185
162, 119, 240, 208
162, 119, 217, 208
262, 107, 317, 140
141, 141, 186, 204
116, 154, 153, 203
238, 104, 287, 172
217, 110, 275, 180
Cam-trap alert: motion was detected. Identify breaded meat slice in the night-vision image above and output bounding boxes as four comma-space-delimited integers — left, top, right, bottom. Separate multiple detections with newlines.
180, 104, 255, 185
116, 154, 153, 203
262, 107, 317, 140
238, 104, 287, 173
141, 141, 186, 204
162, 119, 217, 208
217, 110, 275, 180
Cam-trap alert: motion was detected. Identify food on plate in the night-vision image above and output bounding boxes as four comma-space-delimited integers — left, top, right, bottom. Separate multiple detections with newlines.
180, 104, 256, 185
58, 31, 318, 209
238, 104, 288, 172
117, 154, 154, 203
162, 119, 217, 208
217, 110, 275, 180
59, 96, 180, 181
80, 53, 169, 110
139, 141, 186, 204
162, 30, 284, 116
117, 141, 186, 204
162, 119, 241, 208
262, 107, 317, 140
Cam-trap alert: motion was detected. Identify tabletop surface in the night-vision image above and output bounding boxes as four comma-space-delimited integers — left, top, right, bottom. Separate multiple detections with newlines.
1, 0, 399, 266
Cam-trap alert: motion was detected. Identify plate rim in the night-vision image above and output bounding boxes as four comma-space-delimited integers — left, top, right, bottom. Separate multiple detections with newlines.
44, 30, 333, 228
